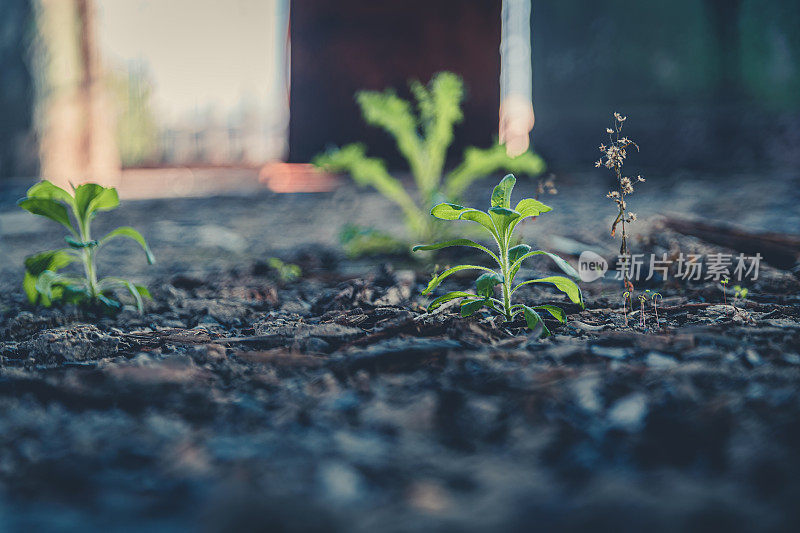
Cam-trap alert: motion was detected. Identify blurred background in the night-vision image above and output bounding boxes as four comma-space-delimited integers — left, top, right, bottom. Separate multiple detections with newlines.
0, 0, 798, 195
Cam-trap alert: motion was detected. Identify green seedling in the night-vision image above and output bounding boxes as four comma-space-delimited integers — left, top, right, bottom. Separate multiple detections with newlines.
720, 276, 730, 314
412, 174, 582, 337
18, 180, 154, 313
733, 285, 748, 302
267, 257, 301, 283
338, 224, 407, 258
314, 72, 545, 246
638, 293, 647, 329
622, 290, 631, 327
648, 290, 662, 324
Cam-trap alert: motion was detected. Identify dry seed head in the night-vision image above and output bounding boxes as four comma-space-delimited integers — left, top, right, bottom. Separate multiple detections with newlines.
620, 177, 634, 194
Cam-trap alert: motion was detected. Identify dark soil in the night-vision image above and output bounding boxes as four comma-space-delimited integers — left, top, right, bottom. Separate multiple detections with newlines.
1, 174, 799, 532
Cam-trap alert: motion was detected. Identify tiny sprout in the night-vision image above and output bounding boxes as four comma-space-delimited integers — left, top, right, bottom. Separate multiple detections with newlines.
651, 291, 663, 324
720, 276, 730, 312
413, 175, 583, 338
267, 257, 301, 283
638, 293, 647, 329
18, 181, 154, 313
622, 290, 631, 327
733, 285, 749, 310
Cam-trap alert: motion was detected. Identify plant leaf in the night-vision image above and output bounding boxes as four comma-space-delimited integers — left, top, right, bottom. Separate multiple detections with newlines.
355, 89, 426, 185
460, 299, 485, 317
411, 72, 464, 198
430, 203, 496, 235
514, 198, 552, 218
88, 187, 119, 214
508, 244, 531, 264
507, 244, 532, 281
509, 250, 580, 279
23, 271, 40, 304
523, 306, 552, 338
34, 271, 85, 300
96, 294, 123, 312
422, 264, 497, 295
532, 304, 566, 323
491, 174, 516, 208
24, 250, 76, 276
513, 275, 583, 306
99, 227, 155, 264
427, 290, 475, 312
509, 198, 553, 233
475, 272, 503, 298
445, 143, 546, 200
98, 277, 145, 313
73, 183, 107, 221
18, 198, 74, 232
488, 206, 520, 238
314, 144, 427, 237
61, 284, 91, 305
135, 285, 152, 299
122, 279, 145, 313
25, 181, 75, 205
412, 239, 500, 265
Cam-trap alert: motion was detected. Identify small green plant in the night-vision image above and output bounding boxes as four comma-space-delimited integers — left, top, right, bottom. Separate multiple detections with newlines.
338, 224, 407, 258
267, 257, 301, 283
18, 181, 154, 313
314, 72, 546, 246
733, 284, 748, 306
720, 276, 730, 312
412, 175, 582, 337
647, 290, 662, 324
638, 293, 648, 329
622, 290, 631, 327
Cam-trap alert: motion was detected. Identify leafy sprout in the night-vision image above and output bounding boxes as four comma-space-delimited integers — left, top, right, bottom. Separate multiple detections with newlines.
267, 257, 301, 283
638, 293, 648, 329
646, 290, 663, 324
314, 72, 546, 247
734, 285, 748, 300
720, 276, 730, 311
412, 174, 582, 337
18, 181, 154, 313
622, 290, 631, 327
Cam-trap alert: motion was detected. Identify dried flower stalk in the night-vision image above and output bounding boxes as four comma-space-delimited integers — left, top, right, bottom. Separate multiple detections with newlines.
597, 112, 644, 309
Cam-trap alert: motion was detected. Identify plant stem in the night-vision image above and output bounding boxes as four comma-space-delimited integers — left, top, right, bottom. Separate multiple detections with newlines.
78, 216, 99, 298
616, 164, 632, 311
499, 241, 513, 321
623, 298, 628, 327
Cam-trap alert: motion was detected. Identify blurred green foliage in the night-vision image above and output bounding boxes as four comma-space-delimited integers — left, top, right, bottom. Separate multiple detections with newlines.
314, 72, 545, 251
108, 65, 159, 167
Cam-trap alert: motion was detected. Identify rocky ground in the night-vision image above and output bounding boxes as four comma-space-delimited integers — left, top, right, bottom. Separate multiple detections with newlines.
0, 172, 799, 532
